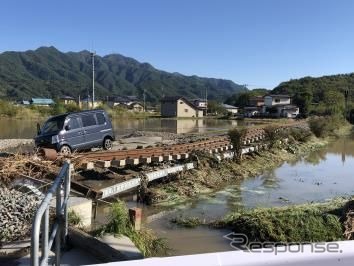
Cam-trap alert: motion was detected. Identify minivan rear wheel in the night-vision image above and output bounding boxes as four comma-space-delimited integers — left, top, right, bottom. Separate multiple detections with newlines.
103, 138, 113, 150
59, 145, 71, 156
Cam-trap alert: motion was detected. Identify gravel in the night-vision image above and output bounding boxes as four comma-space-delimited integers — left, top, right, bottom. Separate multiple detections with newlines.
0, 139, 33, 151
0, 187, 41, 244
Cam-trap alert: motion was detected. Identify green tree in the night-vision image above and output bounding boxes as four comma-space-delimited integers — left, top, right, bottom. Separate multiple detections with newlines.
208, 100, 227, 115
323, 89, 345, 115
293, 88, 313, 117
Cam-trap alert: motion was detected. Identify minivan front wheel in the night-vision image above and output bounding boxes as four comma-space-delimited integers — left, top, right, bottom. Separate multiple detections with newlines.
103, 138, 113, 150
59, 145, 72, 156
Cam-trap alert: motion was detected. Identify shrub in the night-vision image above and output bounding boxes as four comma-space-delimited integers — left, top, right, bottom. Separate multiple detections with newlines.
228, 127, 247, 162
99, 200, 167, 257
309, 115, 345, 138
51, 103, 67, 115
288, 127, 312, 142
0, 100, 19, 117
68, 210, 82, 226
264, 125, 282, 148
65, 103, 81, 113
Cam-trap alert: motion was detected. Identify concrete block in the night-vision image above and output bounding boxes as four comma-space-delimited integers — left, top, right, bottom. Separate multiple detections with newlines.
126, 158, 140, 165
68, 197, 92, 228
181, 153, 189, 159
111, 159, 126, 167
163, 155, 173, 161
98, 234, 143, 260
139, 157, 152, 164
84, 162, 94, 170
129, 208, 142, 231
152, 156, 163, 162
172, 154, 181, 160
95, 160, 111, 168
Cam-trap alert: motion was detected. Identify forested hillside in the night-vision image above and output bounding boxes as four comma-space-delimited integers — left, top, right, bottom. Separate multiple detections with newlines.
0, 46, 247, 103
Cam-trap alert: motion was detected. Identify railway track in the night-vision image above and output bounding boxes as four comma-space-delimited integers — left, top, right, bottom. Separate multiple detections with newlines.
66, 121, 306, 169
68, 121, 307, 198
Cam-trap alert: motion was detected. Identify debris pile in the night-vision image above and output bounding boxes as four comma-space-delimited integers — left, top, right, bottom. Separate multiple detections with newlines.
0, 154, 59, 185
0, 186, 41, 243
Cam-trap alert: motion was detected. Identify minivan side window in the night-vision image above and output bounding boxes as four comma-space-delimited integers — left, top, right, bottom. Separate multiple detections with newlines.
67, 117, 80, 130
96, 113, 106, 125
81, 114, 97, 127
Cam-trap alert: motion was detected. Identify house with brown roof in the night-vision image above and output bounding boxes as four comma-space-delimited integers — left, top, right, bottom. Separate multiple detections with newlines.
161, 96, 204, 118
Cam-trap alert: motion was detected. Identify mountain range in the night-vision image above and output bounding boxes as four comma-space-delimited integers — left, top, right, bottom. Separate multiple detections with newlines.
0, 46, 247, 103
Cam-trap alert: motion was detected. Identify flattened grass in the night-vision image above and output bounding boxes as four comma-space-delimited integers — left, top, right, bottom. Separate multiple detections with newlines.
215, 199, 348, 243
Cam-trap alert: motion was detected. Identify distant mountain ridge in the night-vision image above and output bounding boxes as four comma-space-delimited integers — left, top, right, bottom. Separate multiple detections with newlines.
0, 46, 247, 103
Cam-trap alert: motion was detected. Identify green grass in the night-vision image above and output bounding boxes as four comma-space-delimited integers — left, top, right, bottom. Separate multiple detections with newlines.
68, 210, 83, 227
96, 201, 168, 257
171, 217, 203, 228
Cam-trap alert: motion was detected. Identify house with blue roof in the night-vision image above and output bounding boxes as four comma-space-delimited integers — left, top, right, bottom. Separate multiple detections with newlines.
30, 98, 55, 106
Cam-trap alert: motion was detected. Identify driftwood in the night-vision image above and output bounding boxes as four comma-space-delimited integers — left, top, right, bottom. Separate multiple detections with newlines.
0, 154, 61, 185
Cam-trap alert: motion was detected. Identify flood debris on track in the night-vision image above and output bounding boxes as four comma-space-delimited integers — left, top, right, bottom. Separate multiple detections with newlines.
212, 198, 354, 244
0, 153, 60, 185
144, 133, 327, 206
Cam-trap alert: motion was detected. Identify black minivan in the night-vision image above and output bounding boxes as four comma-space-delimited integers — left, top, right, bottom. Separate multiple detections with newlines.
35, 109, 115, 154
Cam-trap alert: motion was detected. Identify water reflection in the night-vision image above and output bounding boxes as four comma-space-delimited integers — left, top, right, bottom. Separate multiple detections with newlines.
140, 136, 354, 223
0, 117, 259, 138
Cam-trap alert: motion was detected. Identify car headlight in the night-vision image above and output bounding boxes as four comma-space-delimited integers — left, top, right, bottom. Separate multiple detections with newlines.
51, 135, 59, 144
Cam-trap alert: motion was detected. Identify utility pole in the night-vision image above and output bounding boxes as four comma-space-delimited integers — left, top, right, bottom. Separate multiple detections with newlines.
143, 88, 146, 112
344, 88, 350, 120
91, 51, 96, 109
205, 87, 208, 116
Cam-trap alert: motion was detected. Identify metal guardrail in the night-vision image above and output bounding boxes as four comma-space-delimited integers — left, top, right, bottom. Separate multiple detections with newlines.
30, 161, 73, 266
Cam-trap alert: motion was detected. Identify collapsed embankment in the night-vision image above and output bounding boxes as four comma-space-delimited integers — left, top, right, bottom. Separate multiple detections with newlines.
144, 135, 328, 206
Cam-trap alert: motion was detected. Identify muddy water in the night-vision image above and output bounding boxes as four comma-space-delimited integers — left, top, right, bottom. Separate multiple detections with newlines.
99, 136, 354, 256
0, 117, 261, 138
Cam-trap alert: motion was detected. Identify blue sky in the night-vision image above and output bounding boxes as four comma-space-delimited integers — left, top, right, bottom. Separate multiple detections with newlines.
1, 0, 354, 89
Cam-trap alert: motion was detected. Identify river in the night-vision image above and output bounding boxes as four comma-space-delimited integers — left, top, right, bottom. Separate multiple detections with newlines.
4, 117, 353, 256
96, 136, 354, 256
0, 117, 263, 139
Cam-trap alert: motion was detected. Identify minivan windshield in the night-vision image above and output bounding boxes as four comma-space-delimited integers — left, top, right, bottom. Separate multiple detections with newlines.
41, 115, 66, 135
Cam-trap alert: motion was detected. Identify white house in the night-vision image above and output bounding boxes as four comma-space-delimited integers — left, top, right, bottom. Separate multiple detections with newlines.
161, 96, 204, 118
222, 104, 239, 114
264, 95, 291, 107
262, 94, 299, 118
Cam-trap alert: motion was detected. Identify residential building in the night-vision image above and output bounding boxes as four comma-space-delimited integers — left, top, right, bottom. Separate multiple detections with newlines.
106, 96, 144, 112
161, 96, 204, 118
191, 99, 207, 109
244, 106, 260, 117
59, 96, 76, 105
264, 94, 291, 107
106, 96, 135, 107
222, 104, 239, 114
119, 102, 144, 112
18, 100, 30, 105
79, 97, 102, 109
191, 98, 208, 115
30, 98, 54, 106
262, 94, 299, 118
249, 96, 264, 107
